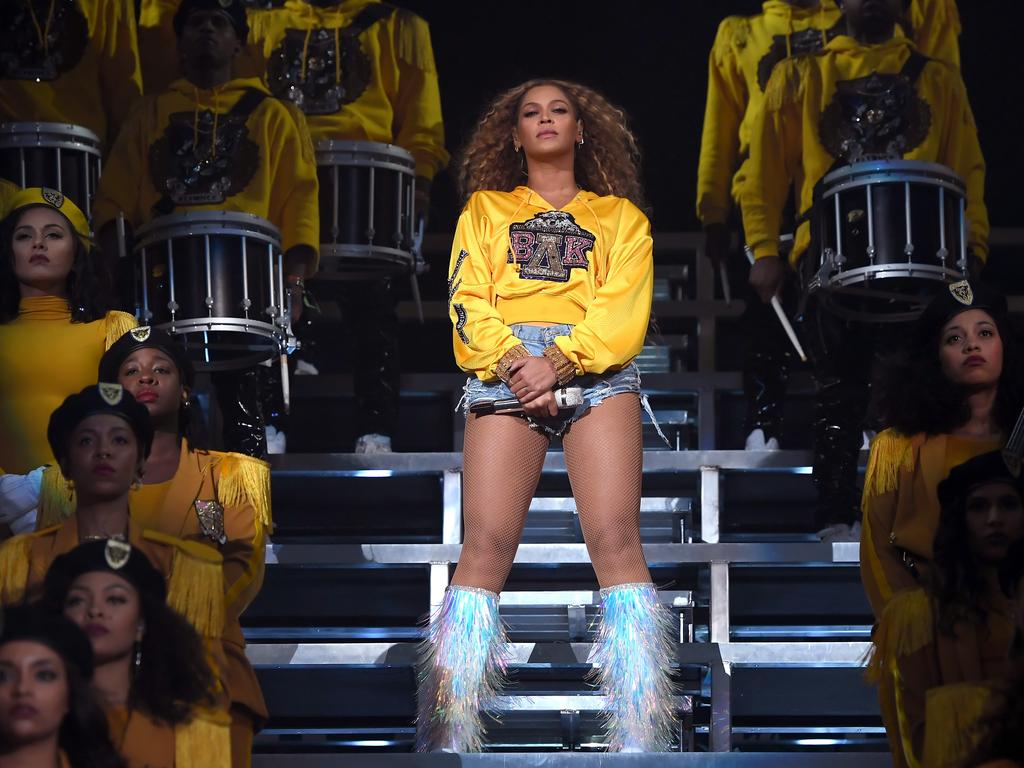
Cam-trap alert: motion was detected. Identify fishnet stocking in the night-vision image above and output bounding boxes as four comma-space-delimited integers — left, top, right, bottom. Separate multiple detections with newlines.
450, 412, 550, 593
563, 394, 650, 588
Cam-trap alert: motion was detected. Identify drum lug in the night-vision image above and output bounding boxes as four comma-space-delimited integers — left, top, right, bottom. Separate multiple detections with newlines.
903, 243, 915, 257
936, 247, 948, 262
866, 246, 876, 264
205, 296, 215, 309
168, 301, 179, 313
241, 298, 252, 310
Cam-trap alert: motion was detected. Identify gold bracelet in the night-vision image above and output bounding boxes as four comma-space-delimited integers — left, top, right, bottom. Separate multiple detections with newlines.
495, 344, 531, 384
543, 345, 577, 387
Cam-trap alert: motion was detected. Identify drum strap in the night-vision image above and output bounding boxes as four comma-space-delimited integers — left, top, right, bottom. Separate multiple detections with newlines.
346, 3, 397, 37
151, 89, 269, 217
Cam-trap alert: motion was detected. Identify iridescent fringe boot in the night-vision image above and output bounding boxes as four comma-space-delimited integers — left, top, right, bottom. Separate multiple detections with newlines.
416, 585, 508, 752
590, 582, 678, 752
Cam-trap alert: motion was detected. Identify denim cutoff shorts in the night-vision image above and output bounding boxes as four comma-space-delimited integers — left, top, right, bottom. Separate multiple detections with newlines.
459, 323, 659, 438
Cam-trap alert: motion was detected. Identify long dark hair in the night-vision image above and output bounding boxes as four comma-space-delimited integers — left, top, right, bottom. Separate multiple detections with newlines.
0, 205, 113, 324
60, 647, 128, 768
932, 495, 1024, 634
130, 587, 217, 724
873, 309, 1024, 437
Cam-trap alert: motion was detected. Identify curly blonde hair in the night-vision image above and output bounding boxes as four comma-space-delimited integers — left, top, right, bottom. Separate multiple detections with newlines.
456, 79, 647, 210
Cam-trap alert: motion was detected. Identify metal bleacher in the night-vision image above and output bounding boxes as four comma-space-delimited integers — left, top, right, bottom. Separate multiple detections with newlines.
244, 229, 1024, 765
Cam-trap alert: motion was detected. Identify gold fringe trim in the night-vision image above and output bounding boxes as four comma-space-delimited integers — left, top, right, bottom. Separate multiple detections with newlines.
395, 9, 433, 71
37, 465, 73, 529
103, 312, 137, 351
867, 588, 933, 682
764, 58, 803, 112
146, 531, 224, 638
863, 429, 915, 501
922, 682, 991, 768
0, 534, 31, 604
175, 708, 232, 767
217, 453, 272, 533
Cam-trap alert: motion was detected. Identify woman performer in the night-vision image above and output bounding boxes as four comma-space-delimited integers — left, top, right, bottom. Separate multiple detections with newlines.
417, 79, 675, 753
96, 327, 269, 766
0, 604, 125, 768
43, 540, 229, 767
0, 188, 135, 475
868, 451, 1024, 767
861, 280, 1023, 765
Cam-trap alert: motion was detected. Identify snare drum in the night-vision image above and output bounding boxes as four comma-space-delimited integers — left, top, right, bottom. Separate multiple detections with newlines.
133, 212, 291, 371
808, 160, 968, 322
0, 122, 102, 217
315, 140, 416, 278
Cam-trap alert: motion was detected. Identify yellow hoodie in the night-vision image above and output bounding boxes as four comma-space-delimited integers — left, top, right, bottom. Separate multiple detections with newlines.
246, 0, 449, 181
0, 0, 142, 149
697, 0, 843, 226
449, 188, 653, 381
742, 31, 986, 266
92, 78, 319, 270
696, 0, 961, 228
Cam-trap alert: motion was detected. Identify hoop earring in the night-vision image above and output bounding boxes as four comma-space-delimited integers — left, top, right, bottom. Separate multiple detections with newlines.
131, 477, 143, 492
513, 141, 521, 153
577, 136, 584, 147
133, 641, 142, 674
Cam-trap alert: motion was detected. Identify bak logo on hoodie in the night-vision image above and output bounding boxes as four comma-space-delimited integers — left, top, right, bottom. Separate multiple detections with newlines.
507, 211, 595, 283
149, 110, 259, 206
0, 0, 88, 81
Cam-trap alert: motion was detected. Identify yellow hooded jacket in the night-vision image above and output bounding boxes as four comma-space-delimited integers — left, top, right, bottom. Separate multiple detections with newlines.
449, 188, 653, 381
742, 31, 986, 267
0, 0, 142, 149
697, 0, 842, 226
246, 0, 449, 181
92, 78, 319, 271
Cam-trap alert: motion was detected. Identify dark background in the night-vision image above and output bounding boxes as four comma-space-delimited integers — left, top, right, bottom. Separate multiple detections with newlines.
399, 1, 1024, 240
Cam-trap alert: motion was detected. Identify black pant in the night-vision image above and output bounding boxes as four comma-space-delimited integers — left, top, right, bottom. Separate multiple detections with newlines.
335, 278, 400, 439
799, 299, 900, 528
741, 273, 799, 442
212, 366, 271, 460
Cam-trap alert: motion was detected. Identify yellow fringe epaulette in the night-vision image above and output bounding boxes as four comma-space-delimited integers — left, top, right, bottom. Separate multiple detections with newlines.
866, 587, 933, 682
143, 530, 224, 638
216, 452, 272, 533
922, 682, 991, 768
103, 312, 137, 351
37, 465, 73, 529
175, 706, 232, 767
0, 533, 32, 605
764, 57, 803, 112
394, 8, 433, 71
862, 429, 916, 500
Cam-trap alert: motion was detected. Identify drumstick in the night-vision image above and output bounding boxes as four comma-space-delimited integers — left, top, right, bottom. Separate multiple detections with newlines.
410, 218, 426, 325
116, 213, 127, 261
719, 262, 732, 305
745, 247, 808, 363
280, 352, 291, 415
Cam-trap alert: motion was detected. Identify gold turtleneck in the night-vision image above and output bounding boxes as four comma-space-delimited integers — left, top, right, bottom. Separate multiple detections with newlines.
0, 297, 134, 473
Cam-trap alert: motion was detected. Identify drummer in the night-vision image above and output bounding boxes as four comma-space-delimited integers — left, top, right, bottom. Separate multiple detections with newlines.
245, 0, 450, 453
92, 0, 319, 458
741, 0, 987, 540
0, 1, 143, 152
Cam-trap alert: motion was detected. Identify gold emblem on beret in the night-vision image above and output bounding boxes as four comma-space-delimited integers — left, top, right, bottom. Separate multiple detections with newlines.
41, 187, 65, 208
104, 538, 132, 569
1004, 450, 1022, 479
219, 0, 232, 7
130, 327, 152, 342
195, 500, 227, 545
948, 280, 974, 306
98, 382, 124, 405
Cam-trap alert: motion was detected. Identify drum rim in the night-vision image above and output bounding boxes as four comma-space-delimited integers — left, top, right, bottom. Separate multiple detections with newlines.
133, 212, 283, 249
314, 139, 415, 165
826, 262, 964, 287
821, 159, 966, 190
154, 320, 284, 370
0, 121, 102, 147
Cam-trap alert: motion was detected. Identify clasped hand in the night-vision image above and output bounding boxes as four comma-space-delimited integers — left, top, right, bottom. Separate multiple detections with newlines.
508, 356, 559, 418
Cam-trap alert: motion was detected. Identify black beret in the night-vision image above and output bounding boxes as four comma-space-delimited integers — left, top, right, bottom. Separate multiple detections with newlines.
43, 539, 167, 608
99, 327, 195, 390
912, 280, 1009, 349
937, 450, 1024, 511
173, 0, 249, 44
0, 604, 95, 680
47, 384, 154, 464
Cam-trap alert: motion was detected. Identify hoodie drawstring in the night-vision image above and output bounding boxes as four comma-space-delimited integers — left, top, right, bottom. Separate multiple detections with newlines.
25, 0, 56, 56
192, 86, 223, 159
